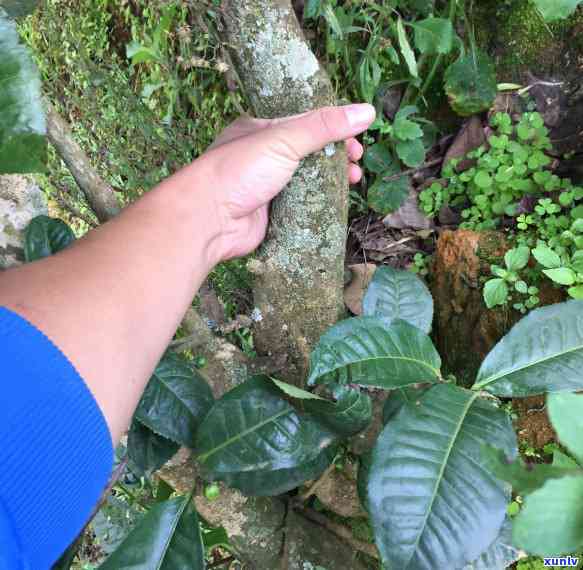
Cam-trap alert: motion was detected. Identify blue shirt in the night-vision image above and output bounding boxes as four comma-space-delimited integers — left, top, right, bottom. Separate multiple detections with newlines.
0, 307, 113, 569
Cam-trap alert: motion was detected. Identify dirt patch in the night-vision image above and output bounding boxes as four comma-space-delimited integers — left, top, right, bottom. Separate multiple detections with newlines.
513, 396, 556, 449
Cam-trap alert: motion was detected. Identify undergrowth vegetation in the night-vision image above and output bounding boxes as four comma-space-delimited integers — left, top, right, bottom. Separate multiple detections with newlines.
6, 0, 583, 568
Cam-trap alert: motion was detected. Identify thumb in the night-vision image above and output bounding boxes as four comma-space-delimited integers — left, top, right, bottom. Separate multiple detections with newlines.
272, 104, 376, 160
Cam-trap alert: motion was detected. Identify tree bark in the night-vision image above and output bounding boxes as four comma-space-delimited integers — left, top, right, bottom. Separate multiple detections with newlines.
221, 0, 349, 383
45, 101, 121, 223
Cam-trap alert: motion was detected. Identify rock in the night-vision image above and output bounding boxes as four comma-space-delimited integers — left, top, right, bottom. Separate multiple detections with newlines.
314, 461, 367, 519
0, 175, 47, 269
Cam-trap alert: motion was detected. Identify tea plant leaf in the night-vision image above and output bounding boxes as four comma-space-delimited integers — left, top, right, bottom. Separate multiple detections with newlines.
270, 378, 326, 401
195, 376, 335, 481
462, 518, 521, 570
482, 445, 576, 495
362, 265, 434, 333
127, 419, 180, 476
444, 51, 497, 117
552, 449, 580, 469
0, 14, 46, 173
397, 17, 418, 78
413, 18, 454, 55
308, 317, 441, 387
100, 496, 204, 570
24, 215, 75, 262
513, 475, 583, 556
0, 0, 40, 17
532, 0, 583, 22
382, 386, 429, 424
368, 174, 410, 215
548, 392, 583, 465
304, 384, 372, 437
473, 301, 583, 396
396, 138, 425, 167
368, 384, 517, 570
135, 352, 214, 447
218, 445, 337, 496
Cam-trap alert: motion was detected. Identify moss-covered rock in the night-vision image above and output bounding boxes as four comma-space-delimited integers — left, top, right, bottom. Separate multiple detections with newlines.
476, 0, 583, 81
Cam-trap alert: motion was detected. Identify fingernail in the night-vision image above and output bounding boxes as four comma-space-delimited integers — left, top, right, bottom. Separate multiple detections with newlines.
345, 104, 376, 128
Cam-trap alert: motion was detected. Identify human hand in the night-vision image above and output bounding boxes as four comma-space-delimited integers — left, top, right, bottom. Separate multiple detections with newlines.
196, 104, 376, 262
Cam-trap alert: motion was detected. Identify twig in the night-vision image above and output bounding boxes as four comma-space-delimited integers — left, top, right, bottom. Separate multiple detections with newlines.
45, 99, 121, 222
382, 157, 442, 183
208, 556, 235, 569
296, 507, 380, 561
299, 463, 335, 502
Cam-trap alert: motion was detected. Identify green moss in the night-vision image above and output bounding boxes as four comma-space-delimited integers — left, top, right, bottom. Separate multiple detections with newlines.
475, 0, 583, 80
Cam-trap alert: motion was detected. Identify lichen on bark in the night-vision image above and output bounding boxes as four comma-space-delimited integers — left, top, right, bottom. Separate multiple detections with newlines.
221, 0, 349, 383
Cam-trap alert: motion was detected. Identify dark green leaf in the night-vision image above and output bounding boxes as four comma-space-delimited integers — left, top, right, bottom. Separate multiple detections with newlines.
368, 174, 411, 215
195, 376, 335, 489
444, 51, 497, 117
397, 17, 418, 78
483, 445, 577, 495
0, 0, 40, 17
548, 392, 583, 465
308, 317, 441, 388
513, 475, 583, 555
393, 106, 423, 142
463, 518, 521, 570
0, 14, 46, 173
473, 301, 583, 397
396, 138, 425, 167
100, 496, 204, 570
218, 445, 337, 496
532, 0, 583, 22
135, 352, 214, 447
362, 266, 433, 333
24, 215, 75, 262
382, 386, 429, 424
127, 420, 179, 476
401, 0, 434, 16
304, 384, 372, 437
363, 142, 394, 174
368, 384, 517, 569
553, 449, 580, 469
413, 18, 454, 55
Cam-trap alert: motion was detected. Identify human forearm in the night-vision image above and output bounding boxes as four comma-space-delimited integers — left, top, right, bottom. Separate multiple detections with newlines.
0, 160, 219, 443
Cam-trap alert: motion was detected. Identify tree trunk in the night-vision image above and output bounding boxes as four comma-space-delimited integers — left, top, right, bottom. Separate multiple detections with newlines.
221, 0, 349, 383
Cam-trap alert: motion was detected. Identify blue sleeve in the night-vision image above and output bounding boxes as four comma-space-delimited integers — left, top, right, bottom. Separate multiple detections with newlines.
0, 307, 113, 570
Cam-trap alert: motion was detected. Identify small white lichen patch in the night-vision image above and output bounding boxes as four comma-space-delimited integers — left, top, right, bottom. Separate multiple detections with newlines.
250, 307, 263, 322
324, 143, 336, 157
250, 5, 319, 99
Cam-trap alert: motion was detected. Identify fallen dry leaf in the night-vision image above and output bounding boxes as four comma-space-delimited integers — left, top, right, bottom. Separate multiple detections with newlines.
442, 116, 486, 173
344, 263, 377, 315
383, 189, 433, 230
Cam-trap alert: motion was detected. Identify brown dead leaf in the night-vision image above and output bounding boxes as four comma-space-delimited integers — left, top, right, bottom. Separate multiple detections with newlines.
442, 116, 486, 173
383, 189, 434, 230
344, 263, 377, 315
